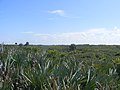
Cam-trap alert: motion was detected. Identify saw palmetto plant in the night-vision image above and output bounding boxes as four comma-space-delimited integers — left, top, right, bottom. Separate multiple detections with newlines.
0, 45, 120, 90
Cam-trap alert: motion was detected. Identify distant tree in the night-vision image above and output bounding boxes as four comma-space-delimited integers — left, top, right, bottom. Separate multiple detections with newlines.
15, 43, 17, 45
19, 43, 23, 46
24, 42, 29, 46
69, 44, 76, 51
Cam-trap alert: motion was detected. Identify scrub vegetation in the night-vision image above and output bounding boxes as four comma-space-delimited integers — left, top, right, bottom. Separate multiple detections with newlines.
0, 44, 120, 90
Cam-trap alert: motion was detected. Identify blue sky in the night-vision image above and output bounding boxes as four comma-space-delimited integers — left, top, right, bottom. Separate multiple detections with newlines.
1, 0, 120, 45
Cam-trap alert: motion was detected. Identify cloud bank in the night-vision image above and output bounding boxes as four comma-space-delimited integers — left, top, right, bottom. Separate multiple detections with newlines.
21, 27, 120, 45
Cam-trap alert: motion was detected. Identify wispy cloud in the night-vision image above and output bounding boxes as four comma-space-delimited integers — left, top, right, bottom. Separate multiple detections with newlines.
48, 9, 81, 20
48, 10, 65, 17
21, 31, 34, 34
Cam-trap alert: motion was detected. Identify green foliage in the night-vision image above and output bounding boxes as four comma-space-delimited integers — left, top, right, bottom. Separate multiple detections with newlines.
69, 44, 76, 51
0, 45, 120, 90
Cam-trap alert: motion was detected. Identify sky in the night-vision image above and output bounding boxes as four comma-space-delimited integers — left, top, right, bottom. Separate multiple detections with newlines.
1, 0, 120, 45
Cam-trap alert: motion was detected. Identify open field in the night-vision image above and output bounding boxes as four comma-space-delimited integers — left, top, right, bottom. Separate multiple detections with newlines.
0, 44, 120, 90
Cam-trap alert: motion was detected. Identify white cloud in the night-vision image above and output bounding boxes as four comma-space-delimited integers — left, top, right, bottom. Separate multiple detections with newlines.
48, 10, 65, 17
32, 27, 120, 45
18, 27, 120, 45
21, 31, 34, 34
47, 10, 81, 19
